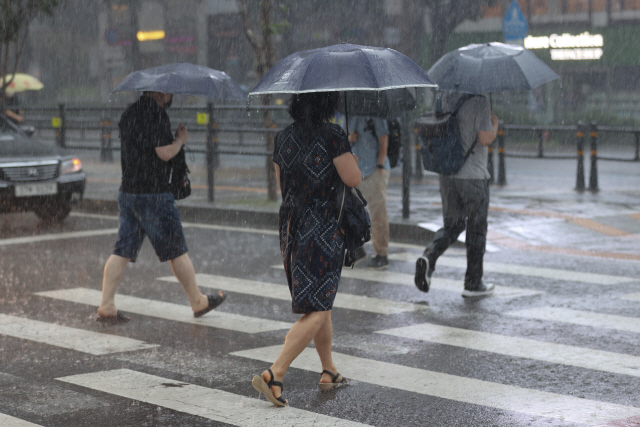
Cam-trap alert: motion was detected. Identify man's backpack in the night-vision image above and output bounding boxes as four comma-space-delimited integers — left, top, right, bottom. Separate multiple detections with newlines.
169, 147, 191, 200
417, 93, 478, 175
363, 118, 402, 168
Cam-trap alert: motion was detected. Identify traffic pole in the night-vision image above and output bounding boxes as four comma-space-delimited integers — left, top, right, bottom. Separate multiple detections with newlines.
588, 122, 599, 193
575, 121, 585, 192
497, 122, 506, 186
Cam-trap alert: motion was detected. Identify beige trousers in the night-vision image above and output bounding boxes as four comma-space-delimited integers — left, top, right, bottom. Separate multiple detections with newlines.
357, 169, 390, 256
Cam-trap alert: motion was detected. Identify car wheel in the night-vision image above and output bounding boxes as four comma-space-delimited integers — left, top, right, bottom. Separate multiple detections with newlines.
33, 193, 72, 223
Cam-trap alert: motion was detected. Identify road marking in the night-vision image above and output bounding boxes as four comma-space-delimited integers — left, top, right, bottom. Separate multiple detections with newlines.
620, 292, 640, 303
231, 345, 640, 424
388, 252, 636, 285
0, 414, 42, 427
376, 323, 640, 378
57, 369, 368, 427
271, 265, 542, 299
158, 274, 429, 315
417, 222, 501, 252
35, 288, 291, 334
0, 314, 157, 355
0, 229, 118, 247
506, 307, 640, 334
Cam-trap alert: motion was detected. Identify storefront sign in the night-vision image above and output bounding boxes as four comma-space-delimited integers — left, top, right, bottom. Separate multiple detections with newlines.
524, 32, 603, 60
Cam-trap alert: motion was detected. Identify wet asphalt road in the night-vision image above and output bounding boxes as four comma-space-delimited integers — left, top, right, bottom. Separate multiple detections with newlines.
1, 207, 639, 427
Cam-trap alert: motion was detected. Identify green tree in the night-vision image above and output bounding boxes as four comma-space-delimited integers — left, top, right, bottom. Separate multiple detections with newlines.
419, 0, 497, 65
0, 0, 60, 100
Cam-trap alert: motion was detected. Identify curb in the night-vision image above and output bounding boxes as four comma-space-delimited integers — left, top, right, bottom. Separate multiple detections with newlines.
78, 198, 443, 246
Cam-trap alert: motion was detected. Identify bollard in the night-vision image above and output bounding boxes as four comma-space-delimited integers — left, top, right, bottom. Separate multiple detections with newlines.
589, 122, 599, 192
537, 129, 544, 158
575, 121, 585, 192
497, 123, 506, 186
635, 132, 640, 161
99, 115, 113, 162
414, 128, 423, 180
55, 104, 66, 148
487, 142, 495, 184
206, 102, 215, 203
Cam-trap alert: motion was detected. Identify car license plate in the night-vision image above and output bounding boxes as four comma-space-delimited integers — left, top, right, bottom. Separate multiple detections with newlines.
14, 183, 58, 197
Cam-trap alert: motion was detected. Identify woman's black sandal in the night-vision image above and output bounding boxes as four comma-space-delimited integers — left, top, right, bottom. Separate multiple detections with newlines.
193, 292, 226, 318
318, 369, 348, 391
251, 368, 287, 406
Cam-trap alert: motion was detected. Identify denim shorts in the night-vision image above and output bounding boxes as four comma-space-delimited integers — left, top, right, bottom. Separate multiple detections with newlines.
113, 192, 188, 262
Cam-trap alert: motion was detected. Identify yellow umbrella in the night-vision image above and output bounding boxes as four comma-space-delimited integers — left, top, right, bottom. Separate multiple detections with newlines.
3, 73, 44, 95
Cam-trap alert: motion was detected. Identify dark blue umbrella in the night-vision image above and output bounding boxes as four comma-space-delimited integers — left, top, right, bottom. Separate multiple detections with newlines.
427, 42, 559, 94
249, 43, 436, 95
112, 62, 245, 101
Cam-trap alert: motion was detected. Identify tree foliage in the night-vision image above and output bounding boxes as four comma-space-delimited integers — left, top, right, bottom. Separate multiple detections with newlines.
0, 0, 60, 99
419, 0, 497, 65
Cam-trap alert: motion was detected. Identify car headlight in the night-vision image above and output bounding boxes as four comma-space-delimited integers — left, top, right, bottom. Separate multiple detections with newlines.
60, 158, 82, 175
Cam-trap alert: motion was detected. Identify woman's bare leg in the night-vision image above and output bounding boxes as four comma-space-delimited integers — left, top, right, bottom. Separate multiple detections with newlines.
313, 313, 340, 383
262, 310, 331, 399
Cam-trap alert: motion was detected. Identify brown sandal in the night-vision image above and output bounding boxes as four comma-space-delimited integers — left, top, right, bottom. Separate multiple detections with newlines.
251, 368, 287, 406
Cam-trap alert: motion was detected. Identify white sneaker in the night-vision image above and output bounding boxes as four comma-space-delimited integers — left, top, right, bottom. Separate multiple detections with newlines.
461, 282, 495, 298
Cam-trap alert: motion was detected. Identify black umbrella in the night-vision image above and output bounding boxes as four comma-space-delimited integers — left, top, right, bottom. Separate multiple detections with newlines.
249, 43, 436, 132
112, 62, 245, 101
336, 88, 416, 119
427, 42, 559, 95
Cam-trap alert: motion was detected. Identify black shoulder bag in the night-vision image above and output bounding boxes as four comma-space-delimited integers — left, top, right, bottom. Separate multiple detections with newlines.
334, 180, 372, 251
168, 147, 191, 200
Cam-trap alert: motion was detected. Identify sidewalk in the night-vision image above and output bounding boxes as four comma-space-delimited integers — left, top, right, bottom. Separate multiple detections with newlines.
78, 153, 640, 261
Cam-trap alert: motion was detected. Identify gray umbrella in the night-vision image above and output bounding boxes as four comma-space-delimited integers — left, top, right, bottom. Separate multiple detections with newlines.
336, 88, 416, 119
112, 62, 246, 101
428, 42, 559, 94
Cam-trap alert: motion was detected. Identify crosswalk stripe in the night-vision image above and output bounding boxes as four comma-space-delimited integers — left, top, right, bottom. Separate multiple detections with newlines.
231, 345, 640, 424
157, 274, 429, 315
619, 292, 640, 303
0, 229, 119, 247
417, 222, 502, 252
0, 414, 42, 427
375, 323, 640, 378
271, 265, 542, 299
56, 369, 369, 427
0, 314, 157, 355
388, 252, 636, 285
35, 288, 292, 334
505, 307, 640, 334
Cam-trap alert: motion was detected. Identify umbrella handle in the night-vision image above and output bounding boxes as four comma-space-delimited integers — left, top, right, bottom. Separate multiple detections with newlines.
344, 92, 349, 135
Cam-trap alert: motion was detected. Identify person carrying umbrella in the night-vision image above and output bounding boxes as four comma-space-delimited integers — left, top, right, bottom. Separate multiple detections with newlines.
247, 42, 436, 406
97, 63, 245, 323
414, 42, 558, 297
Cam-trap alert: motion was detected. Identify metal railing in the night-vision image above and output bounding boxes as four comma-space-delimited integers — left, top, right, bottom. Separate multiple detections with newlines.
20, 104, 640, 218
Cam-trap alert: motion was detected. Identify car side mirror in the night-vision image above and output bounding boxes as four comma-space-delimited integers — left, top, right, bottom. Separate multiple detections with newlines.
20, 125, 36, 137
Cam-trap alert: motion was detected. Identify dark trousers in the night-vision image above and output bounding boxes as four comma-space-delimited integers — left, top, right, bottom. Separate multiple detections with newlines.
424, 176, 489, 289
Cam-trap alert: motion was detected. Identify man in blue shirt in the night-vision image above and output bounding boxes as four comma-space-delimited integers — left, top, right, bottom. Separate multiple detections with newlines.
347, 116, 390, 269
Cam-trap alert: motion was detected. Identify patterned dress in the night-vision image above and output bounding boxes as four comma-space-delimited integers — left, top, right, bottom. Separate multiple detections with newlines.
273, 120, 352, 314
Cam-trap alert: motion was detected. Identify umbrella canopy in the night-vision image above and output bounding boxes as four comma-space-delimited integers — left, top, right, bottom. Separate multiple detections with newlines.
249, 43, 436, 95
337, 88, 416, 119
3, 73, 44, 95
427, 42, 559, 94
112, 62, 245, 101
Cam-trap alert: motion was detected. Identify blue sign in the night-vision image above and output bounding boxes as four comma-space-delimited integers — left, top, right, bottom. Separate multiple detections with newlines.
502, 0, 528, 43
104, 28, 119, 46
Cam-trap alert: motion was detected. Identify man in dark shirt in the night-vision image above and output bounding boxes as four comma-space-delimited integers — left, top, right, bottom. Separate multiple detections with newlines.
96, 91, 225, 323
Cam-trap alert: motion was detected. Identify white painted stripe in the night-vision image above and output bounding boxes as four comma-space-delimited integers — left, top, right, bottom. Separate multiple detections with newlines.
231, 345, 640, 424
388, 252, 635, 285
0, 414, 42, 427
57, 369, 369, 427
0, 229, 118, 247
376, 323, 640, 378
158, 274, 429, 315
506, 307, 640, 334
620, 292, 640, 302
417, 223, 501, 252
35, 288, 291, 334
271, 265, 542, 299
0, 314, 157, 355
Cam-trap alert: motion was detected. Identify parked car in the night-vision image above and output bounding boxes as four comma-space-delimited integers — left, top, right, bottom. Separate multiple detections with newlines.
0, 114, 85, 222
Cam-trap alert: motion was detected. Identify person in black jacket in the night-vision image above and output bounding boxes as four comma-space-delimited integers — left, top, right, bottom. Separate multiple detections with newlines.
96, 91, 225, 324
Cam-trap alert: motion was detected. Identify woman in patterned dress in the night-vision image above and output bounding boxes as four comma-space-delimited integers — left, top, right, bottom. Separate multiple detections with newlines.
251, 92, 361, 406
